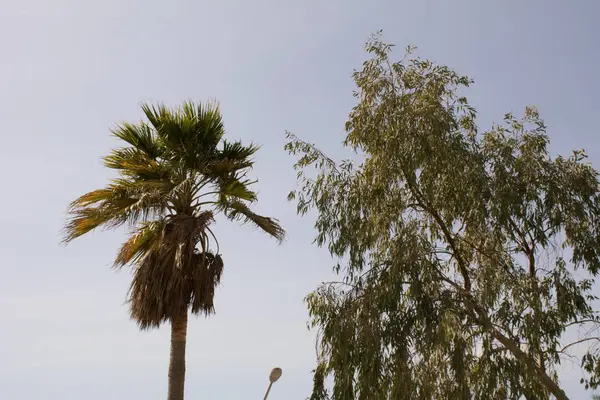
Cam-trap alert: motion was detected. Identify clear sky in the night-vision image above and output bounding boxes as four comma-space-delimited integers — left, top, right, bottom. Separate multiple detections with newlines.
0, 0, 599, 398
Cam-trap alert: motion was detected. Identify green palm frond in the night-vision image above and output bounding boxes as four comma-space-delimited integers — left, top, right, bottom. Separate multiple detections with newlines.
140, 101, 227, 171
103, 147, 170, 180
111, 122, 162, 159
182, 101, 224, 148
215, 176, 258, 203
140, 103, 169, 135
183, 102, 226, 170
207, 158, 254, 176
64, 180, 170, 242
219, 199, 285, 242
204, 140, 258, 176
221, 140, 259, 161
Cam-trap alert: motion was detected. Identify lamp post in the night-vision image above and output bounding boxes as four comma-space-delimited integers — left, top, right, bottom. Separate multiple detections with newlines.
263, 367, 282, 400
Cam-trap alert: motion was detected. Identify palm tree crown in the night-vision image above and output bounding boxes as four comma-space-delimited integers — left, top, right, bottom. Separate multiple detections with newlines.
64, 101, 284, 328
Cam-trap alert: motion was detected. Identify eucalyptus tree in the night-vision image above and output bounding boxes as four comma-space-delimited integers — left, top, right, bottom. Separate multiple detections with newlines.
65, 102, 284, 400
287, 36, 600, 399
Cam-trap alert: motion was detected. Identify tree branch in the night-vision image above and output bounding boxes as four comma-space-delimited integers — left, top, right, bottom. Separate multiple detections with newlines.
560, 337, 600, 353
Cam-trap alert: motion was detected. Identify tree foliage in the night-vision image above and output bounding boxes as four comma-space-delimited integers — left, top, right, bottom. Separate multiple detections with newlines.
286, 35, 600, 399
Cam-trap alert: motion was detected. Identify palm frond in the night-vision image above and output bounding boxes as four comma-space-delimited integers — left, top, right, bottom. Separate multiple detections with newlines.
68, 188, 116, 209
129, 250, 224, 329
114, 220, 167, 268
103, 147, 170, 180
141, 101, 227, 171
110, 178, 173, 196
203, 140, 258, 176
140, 103, 169, 134
64, 192, 138, 242
126, 212, 218, 329
215, 176, 258, 203
205, 226, 220, 254
166, 212, 214, 249
169, 177, 201, 213
64, 180, 170, 243
111, 122, 162, 159
207, 158, 254, 176
183, 101, 226, 169
189, 251, 224, 315
188, 101, 225, 147
219, 200, 285, 242
221, 140, 259, 161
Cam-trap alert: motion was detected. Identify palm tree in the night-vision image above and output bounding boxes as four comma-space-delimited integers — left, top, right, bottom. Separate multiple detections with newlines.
63, 101, 284, 400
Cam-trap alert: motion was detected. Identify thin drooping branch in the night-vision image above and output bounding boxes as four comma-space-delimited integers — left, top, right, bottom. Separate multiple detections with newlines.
560, 337, 600, 354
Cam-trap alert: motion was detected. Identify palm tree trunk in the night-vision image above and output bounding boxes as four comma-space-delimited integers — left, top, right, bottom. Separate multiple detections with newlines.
168, 311, 188, 400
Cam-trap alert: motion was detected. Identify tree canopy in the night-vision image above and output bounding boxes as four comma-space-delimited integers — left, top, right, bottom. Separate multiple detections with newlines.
65, 101, 284, 327
286, 35, 600, 399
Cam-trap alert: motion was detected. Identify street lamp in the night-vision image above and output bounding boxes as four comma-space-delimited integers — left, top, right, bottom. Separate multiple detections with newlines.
263, 367, 282, 400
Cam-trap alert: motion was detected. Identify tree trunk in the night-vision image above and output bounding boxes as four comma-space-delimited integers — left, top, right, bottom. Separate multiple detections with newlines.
168, 311, 188, 400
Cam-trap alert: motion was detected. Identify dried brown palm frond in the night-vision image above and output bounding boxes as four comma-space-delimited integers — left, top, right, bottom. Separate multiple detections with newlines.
118, 212, 220, 328
129, 249, 224, 329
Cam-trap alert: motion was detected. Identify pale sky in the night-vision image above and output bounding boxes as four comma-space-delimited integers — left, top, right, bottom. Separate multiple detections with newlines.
0, 0, 599, 398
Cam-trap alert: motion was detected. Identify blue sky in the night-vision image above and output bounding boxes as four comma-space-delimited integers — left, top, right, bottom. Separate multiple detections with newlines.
0, 0, 598, 398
